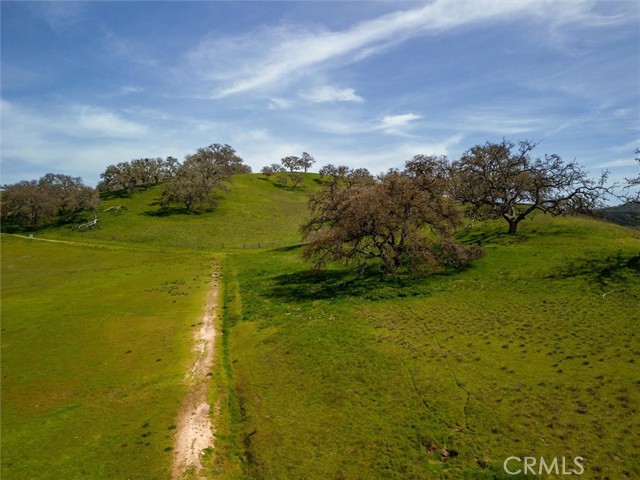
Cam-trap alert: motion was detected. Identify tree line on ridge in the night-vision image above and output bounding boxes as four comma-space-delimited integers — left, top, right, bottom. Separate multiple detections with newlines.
2, 139, 638, 274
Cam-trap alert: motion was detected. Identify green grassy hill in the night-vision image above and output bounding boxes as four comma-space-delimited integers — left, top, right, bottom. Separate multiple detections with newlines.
2, 173, 639, 480
33, 173, 318, 250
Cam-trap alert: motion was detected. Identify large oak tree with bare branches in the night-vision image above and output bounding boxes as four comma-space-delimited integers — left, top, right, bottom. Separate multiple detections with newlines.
451, 139, 611, 235
301, 166, 481, 275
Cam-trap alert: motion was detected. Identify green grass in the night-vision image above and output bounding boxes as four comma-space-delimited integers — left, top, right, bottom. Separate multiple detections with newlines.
2, 174, 640, 479
1, 235, 218, 479
223, 214, 640, 479
30, 173, 317, 251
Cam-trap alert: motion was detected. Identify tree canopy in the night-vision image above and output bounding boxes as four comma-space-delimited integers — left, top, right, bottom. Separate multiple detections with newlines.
280, 152, 315, 172
281, 155, 302, 172
300, 152, 315, 172
188, 143, 251, 176
451, 140, 610, 234
98, 157, 179, 193
301, 168, 481, 275
159, 144, 251, 210
2, 174, 98, 228
260, 164, 285, 178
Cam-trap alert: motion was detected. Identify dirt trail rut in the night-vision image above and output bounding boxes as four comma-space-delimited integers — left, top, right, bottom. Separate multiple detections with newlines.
172, 269, 219, 480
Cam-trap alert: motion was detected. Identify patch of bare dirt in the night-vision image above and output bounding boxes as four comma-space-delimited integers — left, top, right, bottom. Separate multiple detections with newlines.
172, 269, 219, 480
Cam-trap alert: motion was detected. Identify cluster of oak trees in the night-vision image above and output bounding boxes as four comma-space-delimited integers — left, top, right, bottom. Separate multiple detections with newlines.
98, 143, 251, 211
158, 143, 250, 210
97, 157, 180, 193
2, 138, 636, 275
300, 139, 617, 274
1, 173, 99, 228
260, 152, 316, 189
1, 143, 250, 227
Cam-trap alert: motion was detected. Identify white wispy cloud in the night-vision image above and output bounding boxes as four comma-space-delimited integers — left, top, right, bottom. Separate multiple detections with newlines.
379, 113, 422, 133
1, 101, 148, 140
34, 2, 87, 30
227, 127, 464, 176
188, 0, 613, 98
309, 134, 465, 173
268, 97, 294, 110
593, 158, 638, 169
104, 31, 160, 69
460, 112, 549, 135
610, 139, 640, 154
70, 105, 148, 137
118, 85, 144, 96
307, 112, 422, 136
302, 86, 364, 104
1, 100, 155, 184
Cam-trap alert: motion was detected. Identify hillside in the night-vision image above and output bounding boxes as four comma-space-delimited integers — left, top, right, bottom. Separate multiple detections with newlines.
2, 173, 640, 480
33, 173, 320, 250
596, 202, 640, 229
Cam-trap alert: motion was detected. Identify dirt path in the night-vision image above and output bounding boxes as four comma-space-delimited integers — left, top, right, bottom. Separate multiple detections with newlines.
172, 268, 219, 480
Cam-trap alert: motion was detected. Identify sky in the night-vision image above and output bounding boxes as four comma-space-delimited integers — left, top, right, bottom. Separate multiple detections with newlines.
1, 0, 639, 190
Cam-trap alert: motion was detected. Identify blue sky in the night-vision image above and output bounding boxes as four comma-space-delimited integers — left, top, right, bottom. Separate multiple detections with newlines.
1, 1, 638, 189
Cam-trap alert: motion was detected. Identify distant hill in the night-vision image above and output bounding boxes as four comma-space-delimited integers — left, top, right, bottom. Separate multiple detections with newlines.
596, 202, 640, 229
25, 173, 322, 250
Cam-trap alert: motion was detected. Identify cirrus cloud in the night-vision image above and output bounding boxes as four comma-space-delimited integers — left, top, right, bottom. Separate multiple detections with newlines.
302, 85, 365, 104
187, 0, 622, 99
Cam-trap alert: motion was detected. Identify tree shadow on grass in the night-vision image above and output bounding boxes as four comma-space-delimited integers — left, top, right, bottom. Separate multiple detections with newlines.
269, 244, 305, 253
143, 207, 207, 217
270, 182, 304, 192
456, 219, 579, 246
1, 210, 99, 234
141, 198, 210, 217
547, 251, 640, 288
99, 190, 133, 201
457, 227, 508, 246
267, 267, 434, 302
98, 185, 157, 201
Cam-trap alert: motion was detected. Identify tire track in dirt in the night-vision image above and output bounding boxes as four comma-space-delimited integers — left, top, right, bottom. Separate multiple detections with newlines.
172, 268, 219, 480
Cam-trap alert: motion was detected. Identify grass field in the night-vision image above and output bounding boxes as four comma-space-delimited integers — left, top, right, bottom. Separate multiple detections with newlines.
1, 235, 218, 479
2, 173, 639, 479
223, 215, 640, 479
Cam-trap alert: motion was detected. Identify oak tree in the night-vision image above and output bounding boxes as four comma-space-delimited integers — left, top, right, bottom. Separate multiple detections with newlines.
289, 172, 304, 190
301, 169, 480, 275
451, 140, 610, 235
261, 163, 285, 179
300, 152, 315, 172
281, 155, 302, 172
189, 143, 251, 176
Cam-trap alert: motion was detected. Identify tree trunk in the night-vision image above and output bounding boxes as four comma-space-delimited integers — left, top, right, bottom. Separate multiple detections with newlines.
393, 253, 402, 269
507, 219, 518, 235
